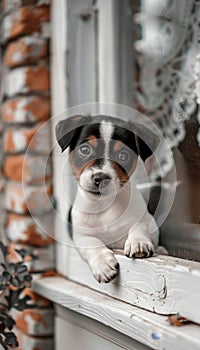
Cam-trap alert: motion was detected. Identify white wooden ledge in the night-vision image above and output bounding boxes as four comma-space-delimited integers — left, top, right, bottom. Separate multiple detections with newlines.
62, 249, 200, 324
32, 276, 200, 350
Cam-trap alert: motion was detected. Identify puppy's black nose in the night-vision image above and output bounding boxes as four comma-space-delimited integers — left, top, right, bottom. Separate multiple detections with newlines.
92, 173, 111, 186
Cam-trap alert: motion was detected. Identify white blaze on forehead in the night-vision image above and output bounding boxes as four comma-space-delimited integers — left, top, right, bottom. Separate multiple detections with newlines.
100, 120, 114, 159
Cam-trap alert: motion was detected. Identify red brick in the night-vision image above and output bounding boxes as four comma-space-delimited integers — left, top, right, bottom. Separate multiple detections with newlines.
4, 155, 51, 184
6, 212, 54, 246
7, 242, 55, 274
11, 308, 54, 336
15, 329, 53, 350
2, 96, 50, 124
5, 182, 52, 214
4, 122, 51, 154
20, 287, 52, 307
2, 5, 49, 41
0, 173, 5, 192
5, 66, 50, 97
3, 0, 37, 13
4, 35, 48, 67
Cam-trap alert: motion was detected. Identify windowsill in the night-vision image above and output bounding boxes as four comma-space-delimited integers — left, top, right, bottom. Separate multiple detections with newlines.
52, 249, 200, 324
33, 252, 200, 327
32, 273, 200, 350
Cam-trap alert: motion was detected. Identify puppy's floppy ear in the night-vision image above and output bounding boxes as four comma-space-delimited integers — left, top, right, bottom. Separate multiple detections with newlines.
134, 125, 160, 162
55, 114, 91, 152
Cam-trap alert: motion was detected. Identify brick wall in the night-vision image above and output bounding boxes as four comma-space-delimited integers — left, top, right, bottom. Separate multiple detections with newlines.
1, 1, 54, 349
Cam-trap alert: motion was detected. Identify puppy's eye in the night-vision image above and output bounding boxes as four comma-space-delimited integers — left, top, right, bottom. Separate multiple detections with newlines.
118, 150, 130, 162
78, 144, 92, 156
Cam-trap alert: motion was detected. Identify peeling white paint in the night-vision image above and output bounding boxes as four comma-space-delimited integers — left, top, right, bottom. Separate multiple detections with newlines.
15, 97, 36, 122
5, 184, 25, 213
33, 124, 51, 153
4, 104, 13, 117
11, 307, 54, 335
24, 185, 52, 215
13, 130, 27, 150
5, 68, 27, 97
29, 157, 51, 183
22, 335, 53, 350
15, 328, 53, 350
23, 34, 45, 46
7, 218, 31, 241
25, 244, 55, 271
12, 51, 23, 63
2, 15, 12, 40
3, 0, 24, 12
14, 99, 27, 122
25, 309, 54, 335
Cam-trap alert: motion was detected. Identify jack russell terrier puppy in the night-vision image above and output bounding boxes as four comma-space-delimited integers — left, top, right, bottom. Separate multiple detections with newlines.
56, 114, 159, 283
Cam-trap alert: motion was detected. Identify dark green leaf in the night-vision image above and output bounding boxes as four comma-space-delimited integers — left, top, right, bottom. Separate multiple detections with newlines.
5, 288, 22, 309
24, 274, 32, 282
0, 243, 8, 256
10, 278, 19, 287
0, 263, 6, 269
0, 276, 7, 290
4, 316, 15, 331
14, 248, 26, 259
2, 272, 10, 279
7, 264, 15, 274
16, 265, 27, 274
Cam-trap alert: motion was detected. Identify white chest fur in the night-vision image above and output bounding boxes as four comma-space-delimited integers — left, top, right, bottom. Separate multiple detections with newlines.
72, 182, 159, 249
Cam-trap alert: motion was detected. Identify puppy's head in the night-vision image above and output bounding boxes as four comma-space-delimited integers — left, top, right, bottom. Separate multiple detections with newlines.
56, 115, 159, 195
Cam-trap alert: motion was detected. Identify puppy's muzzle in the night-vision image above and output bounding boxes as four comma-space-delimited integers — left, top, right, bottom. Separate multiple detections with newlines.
92, 172, 111, 189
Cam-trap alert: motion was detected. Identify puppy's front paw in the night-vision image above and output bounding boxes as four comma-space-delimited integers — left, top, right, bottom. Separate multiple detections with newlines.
91, 251, 119, 283
124, 237, 154, 258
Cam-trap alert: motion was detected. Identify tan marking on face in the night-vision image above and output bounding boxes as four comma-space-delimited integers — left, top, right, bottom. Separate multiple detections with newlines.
113, 141, 123, 152
112, 159, 138, 185
69, 151, 96, 179
112, 162, 129, 183
69, 152, 80, 179
87, 135, 97, 148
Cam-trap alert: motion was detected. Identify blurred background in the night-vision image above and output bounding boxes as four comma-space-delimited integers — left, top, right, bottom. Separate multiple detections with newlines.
0, 0, 200, 349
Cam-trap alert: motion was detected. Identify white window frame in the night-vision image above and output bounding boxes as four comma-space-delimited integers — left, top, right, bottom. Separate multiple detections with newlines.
33, 0, 200, 348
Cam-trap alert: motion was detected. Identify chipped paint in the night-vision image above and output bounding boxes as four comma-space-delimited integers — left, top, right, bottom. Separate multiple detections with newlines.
15, 98, 35, 122
7, 216, 31, 241
5, 68, 27, 96
13, 130, 27, 150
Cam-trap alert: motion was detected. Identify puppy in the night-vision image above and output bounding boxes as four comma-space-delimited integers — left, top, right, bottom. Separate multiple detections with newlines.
56, 114, 159, 283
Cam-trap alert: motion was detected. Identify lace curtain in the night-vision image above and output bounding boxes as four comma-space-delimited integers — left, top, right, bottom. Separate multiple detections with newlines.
133, 0, 200, 158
